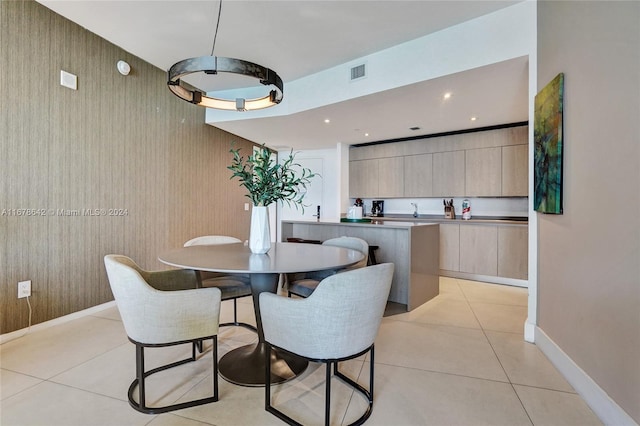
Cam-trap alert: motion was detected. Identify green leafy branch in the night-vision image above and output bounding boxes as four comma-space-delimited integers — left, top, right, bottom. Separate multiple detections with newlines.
228, 144, 319, 211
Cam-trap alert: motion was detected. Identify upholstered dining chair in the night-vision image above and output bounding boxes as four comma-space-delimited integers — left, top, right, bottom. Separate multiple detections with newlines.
103, 255, 221, 414
287, 236, 369, 298
261, 263, 394, 426
184, 236, 255, 331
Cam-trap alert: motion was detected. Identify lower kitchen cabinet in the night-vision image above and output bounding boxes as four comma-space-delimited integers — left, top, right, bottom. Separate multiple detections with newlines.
439, 223, 460, 271
459, 225, 498, 276
439, 222, 528, 283
498, 225, 528, 279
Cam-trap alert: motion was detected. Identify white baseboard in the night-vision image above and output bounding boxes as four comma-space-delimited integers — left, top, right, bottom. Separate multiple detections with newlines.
1, 301, 117, 344
535, 327, 637, 426
524, 319, 535, 343
440, 270, 528, 288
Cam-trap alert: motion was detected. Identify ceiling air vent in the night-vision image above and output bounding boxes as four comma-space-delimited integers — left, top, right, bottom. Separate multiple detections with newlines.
350, 64, 366, 81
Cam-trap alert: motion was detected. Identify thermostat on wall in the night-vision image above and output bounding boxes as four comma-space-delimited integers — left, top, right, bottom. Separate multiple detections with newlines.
60, 70, 77, 90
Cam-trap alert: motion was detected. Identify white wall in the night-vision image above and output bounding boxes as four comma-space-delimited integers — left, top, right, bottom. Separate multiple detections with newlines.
536, 1, 640, 423
207, 1, 537, 124
276, 147, 341, 240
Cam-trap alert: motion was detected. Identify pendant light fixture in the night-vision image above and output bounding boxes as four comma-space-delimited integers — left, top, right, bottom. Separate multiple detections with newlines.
167, 1, 283, 111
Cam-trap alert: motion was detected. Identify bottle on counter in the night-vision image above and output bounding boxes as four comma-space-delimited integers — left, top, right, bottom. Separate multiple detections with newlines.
462, 199, 471, 220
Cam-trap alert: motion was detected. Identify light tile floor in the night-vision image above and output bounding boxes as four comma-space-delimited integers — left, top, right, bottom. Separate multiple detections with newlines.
1, 277, 602, 426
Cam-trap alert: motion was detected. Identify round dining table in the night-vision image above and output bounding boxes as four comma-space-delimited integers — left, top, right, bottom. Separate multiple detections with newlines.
158, 241, 364, 387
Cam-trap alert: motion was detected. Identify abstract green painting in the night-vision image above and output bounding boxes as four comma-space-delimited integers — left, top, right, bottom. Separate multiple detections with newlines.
534, 73, 564, 214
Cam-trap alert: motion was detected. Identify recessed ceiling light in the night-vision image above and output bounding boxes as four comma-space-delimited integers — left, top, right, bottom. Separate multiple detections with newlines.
324, 119, 330, 123
364, 133, 369, 137
470, 116, 478, 121
443, 92, 452, 100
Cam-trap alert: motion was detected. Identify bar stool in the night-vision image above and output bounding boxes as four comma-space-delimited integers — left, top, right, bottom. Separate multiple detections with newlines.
368, 245, 379, 266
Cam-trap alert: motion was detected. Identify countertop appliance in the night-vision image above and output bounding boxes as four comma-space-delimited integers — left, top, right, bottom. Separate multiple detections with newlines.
371, 200, 384, 217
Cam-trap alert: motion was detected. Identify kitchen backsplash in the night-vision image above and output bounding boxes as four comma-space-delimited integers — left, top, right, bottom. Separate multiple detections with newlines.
354, 197, 528, 218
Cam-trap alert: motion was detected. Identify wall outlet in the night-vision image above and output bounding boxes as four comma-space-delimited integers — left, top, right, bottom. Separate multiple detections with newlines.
18, 280, 31, 298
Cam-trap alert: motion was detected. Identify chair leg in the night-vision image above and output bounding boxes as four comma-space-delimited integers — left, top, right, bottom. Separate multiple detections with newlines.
334, 345, 375, 426
264, 342, 303, 426
233, 299, 238, 324
128, 337, 219, 414
213, 336, 219, 401
369, 345, 375, 402
325, 362, 332, 426
265, 342, 271, 412
219, 297, 257, 332
264, 344, 375, 426
136, 345, 145, 411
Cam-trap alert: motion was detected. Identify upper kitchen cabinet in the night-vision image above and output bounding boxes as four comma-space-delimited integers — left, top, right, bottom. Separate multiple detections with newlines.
433, 151, 466, 196
502, 144, 529, 196
349, 124, 529, 199
349, 159, 378, 198
378, 157, 404, 197
465, 147, 502, 196
404, 154, 433, 197
349, 157, 404, 198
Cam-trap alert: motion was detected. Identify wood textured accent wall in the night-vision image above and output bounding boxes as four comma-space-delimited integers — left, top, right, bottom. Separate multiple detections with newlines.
0, 1, 257, 334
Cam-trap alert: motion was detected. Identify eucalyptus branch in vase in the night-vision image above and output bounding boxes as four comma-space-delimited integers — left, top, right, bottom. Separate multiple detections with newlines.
228, 143, 319, 253
228, 144, 319, 211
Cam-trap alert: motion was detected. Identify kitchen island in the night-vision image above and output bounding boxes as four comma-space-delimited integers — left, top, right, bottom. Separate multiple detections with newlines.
281, 220, 439, 311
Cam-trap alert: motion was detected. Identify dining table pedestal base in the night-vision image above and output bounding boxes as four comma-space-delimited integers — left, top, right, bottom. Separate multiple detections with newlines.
218, 341, 308, 387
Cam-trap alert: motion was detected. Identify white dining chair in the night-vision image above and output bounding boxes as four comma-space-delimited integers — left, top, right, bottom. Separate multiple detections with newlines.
261, 263, 394, 426
104, 255, 222, 414
184, 235, 255, 331
287, 236, 369, 298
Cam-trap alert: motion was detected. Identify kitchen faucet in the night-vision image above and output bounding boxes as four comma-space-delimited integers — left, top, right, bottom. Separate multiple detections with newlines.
411, 203, 418, 218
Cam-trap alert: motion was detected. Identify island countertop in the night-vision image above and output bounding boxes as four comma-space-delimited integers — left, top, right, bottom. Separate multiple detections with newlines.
283, 219, 438, 228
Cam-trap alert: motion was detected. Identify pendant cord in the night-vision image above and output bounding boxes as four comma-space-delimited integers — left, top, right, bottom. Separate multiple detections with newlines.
211, 0, 223, 56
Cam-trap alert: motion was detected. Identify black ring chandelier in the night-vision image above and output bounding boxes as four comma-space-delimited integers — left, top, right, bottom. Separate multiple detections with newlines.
167, 56, 283, 111
166, 0, 283, 111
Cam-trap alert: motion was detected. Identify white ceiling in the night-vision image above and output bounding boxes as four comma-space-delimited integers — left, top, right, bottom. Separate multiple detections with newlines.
37, 0, 529, 151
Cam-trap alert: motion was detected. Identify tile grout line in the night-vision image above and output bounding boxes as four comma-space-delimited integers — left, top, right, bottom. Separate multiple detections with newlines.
457, 278, 535, 426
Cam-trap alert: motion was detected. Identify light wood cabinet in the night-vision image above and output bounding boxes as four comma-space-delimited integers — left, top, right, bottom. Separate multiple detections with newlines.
437, 222, 528, 284
432, 151, 465, 196
350, 157, 404, 198
502, 144, 528, 196
404, 153, 433, 197
465, 147, 502, 196
459, 225, 498, 276
378, 157, 404, 197
349, 125, 528, 199
498, 225, 528, 279
349, 159, 378, 198
439, 223, 460, 271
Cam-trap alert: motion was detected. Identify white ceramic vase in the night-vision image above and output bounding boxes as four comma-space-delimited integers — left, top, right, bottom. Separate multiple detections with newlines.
249, 206, 271, 254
